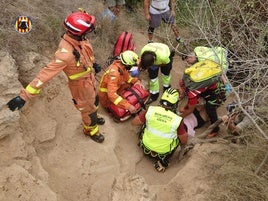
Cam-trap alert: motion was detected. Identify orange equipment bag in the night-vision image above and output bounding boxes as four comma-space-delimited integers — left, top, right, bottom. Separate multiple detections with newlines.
109, 84, 149, 122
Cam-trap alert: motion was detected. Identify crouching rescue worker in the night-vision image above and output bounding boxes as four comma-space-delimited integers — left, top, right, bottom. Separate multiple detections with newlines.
98, 50, 141, 114
140, 42, 175, 104
6, 10, 105, 143
131, 88, 188, 172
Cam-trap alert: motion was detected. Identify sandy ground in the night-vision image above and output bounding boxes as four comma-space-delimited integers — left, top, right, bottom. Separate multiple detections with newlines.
0, 4, 231, 201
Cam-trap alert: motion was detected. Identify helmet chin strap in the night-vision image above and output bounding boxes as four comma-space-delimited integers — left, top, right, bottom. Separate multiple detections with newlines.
125, 65, 132, 70
66, 31, 86, 41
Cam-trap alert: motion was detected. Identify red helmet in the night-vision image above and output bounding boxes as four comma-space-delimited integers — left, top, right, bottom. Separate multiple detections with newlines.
64, 11, 96, 36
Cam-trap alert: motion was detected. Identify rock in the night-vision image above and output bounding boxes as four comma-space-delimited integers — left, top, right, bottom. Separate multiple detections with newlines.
0, 164, 57, 201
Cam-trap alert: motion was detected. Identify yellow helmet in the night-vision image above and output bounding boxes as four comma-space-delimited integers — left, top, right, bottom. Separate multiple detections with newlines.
120, 50, 138, 66
160, 88, 179, 106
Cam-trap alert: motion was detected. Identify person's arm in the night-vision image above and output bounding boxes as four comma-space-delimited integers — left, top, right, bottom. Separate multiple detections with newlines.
131, 109, 146, 126
19, 54, 68, 102
179, 104, 195, 118
178, 79, 186, 99
144, 0, 151, 21
177, 121, 188, 145
107, 72, 132, 111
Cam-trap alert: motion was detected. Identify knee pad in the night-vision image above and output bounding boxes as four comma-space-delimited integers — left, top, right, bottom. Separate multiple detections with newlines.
89, 111, 98, 126
148, 26, 154, 34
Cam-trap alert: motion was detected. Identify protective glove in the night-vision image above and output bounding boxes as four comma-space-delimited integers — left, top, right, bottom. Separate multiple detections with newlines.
7, 96, 26, 111
225, 83, 231, 94
129, 66, 139, 77
93, 63, 102, 74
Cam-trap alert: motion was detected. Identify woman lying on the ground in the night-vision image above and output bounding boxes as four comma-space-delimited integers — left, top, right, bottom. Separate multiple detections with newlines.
180, 104, 209, 139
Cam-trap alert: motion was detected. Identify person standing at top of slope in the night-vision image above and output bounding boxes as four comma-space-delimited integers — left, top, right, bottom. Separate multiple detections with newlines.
7, 9, 105, 143
144, 0, 183, 43
106, 0, 126, 16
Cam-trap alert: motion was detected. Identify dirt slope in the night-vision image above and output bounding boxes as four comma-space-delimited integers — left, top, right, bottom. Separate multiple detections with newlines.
0, 2, 231, 201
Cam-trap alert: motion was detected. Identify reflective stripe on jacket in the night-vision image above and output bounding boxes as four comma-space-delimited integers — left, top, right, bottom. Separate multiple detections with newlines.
20, 34, 95, 100
142, 106, 182, 154
140, 43, 170, 65
98, 60, 138, 110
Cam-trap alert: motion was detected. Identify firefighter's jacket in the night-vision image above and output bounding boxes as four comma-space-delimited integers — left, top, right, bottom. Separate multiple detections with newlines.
98, 60, 138, 110
20, 33, 96, 101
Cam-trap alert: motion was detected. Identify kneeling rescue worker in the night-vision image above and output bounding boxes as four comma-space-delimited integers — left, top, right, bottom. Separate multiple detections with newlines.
6, 9, 105, 143
131, 88, 188, 172
98, 50, 141, 114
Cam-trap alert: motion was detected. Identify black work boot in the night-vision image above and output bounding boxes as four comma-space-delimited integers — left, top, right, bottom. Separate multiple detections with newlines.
90, 133, 105, 143
97, 115, 105, 125
146, 93, 159, 105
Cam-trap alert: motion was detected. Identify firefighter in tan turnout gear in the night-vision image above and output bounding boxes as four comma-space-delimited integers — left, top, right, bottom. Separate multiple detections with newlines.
7, 10, 105, 143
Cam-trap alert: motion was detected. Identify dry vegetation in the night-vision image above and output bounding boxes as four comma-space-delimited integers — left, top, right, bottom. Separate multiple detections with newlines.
172, 0, 268, 200
0, 1, 267, 200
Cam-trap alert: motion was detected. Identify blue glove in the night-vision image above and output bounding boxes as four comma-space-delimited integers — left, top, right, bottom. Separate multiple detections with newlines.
225, 83, 231, 94
93, 63, 102, 74
7, 96, 26, 111
129, 66, 139, 77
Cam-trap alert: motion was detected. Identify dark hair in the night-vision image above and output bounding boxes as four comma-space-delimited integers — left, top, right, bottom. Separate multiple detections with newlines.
140, 51, 156, 69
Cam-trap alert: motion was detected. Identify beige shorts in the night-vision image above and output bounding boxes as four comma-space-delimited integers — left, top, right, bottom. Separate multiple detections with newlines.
106, 0, 125, 7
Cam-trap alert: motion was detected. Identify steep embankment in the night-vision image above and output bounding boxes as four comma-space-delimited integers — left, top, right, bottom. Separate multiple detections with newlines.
0, 1, 236, 201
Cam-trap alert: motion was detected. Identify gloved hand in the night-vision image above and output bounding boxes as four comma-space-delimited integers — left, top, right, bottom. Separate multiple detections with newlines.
93, 63, 102, 74
129, 66, 139, 77
225, 83, 231, 94
7, 96, 26, 111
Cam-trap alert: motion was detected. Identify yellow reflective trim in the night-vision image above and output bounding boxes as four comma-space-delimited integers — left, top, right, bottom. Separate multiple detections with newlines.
84, 125, 99, 135
99, 88, 108, 92
68, 67, 92, 80
114, 96, 123, 105
26, 85, 41, 94
90, 126, 99, 135
127, 77, 133, 83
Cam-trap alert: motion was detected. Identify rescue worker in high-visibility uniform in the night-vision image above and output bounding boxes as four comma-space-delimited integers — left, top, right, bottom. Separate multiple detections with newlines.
140, 42, 175, 104
6, 10, 105, 143
98, 50, 141, 114
184, 46, 231, 94
131, 88, 188, 172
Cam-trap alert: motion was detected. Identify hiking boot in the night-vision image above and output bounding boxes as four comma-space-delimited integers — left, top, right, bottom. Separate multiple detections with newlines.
146, 93, 159, 105
176, 37, 184, 43
97, 116, 105, 125
153, 159, 168, 172
90, 133, 105, 143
